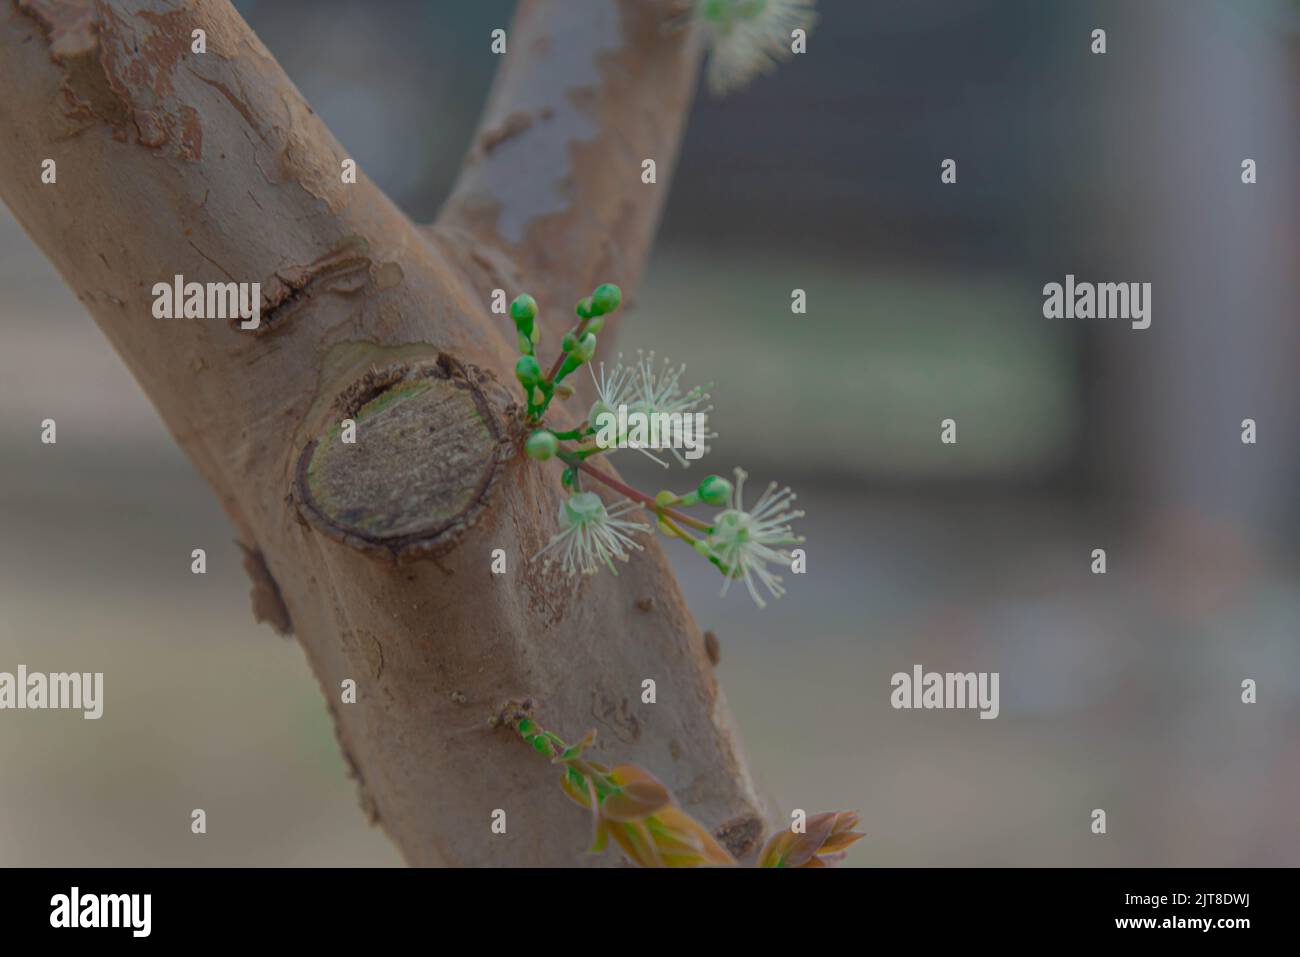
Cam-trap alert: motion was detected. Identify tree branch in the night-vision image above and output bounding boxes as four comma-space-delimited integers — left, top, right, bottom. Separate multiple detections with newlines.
436, 0, 703, 333
0, 0, 762, 866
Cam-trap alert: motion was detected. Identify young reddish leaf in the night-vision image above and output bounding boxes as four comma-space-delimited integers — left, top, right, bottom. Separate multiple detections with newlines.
758, 829, 796, 868
602, 764, 672, 820
608, 819, 665, 868
819, 830, 864, 855
587, 816, 610, 855
759, 810, 865, 868
653, 805, 737, 867
554, 728, 596, 763
560, 768, 593, 810
779, 812, 838, 868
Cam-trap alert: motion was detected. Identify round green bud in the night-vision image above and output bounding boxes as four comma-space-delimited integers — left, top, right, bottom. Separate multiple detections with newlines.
525, 430, 558, 461
591, 283, 621, 315
561, 332, 577, 353
697, 474, 733, 506
655, 490, 678, 508
510, 294, 537, 325
571, 333, 597, 363
514, 355, 542, 385
575, 297, 594, 320
585, 316, 605, 334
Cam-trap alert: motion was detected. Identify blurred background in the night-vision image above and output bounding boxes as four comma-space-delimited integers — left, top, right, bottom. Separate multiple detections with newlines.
2, 0, 1297, 866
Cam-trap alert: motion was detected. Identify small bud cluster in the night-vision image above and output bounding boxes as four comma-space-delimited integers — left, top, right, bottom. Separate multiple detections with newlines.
513, 283, 620, 421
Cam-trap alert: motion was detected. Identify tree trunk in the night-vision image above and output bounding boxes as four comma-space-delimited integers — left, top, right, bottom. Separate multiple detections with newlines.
0, 0, 766, 865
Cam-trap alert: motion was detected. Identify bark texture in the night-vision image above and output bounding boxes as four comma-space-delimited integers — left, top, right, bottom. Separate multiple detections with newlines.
0, 0, 766, 865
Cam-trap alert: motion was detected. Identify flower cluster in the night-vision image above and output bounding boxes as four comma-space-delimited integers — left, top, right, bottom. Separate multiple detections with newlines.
496, 706, 862, 868
511, 284, 805, 607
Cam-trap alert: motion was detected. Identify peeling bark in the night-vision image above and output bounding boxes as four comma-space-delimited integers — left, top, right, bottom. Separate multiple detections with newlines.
437, 0, 704, 353
238, 542, 292, 636
0, 0, 765, 866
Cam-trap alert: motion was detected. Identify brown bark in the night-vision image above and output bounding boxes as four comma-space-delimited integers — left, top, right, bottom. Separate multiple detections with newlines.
0, 0, 766, 865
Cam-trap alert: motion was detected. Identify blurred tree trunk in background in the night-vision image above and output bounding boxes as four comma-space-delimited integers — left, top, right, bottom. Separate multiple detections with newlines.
1099, 3, 1300, 540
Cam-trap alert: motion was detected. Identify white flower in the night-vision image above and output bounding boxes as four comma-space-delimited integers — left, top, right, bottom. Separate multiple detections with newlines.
587, 357, 638, 430
588, 351, 715, 468
631, 351, 711, 419
535, 492, 649, 577
630, 351, 715, 467
705, 468, 804, 607
696, 0, 818, 96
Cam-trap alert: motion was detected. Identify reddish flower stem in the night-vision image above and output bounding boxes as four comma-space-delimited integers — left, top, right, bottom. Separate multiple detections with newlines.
543, 352, 567, 385
575, 461, 712, 533
544, 315, 593, 384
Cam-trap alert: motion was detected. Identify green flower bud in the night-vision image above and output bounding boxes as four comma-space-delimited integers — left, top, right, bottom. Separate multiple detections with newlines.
571, 333, 597, 363
697, 474, 733, 506
575, 296, 594, 320
510, 294, 537, 325
556, 355, 582, 383
585, 315, 605, 334
515, 355, 542, 385
562, 332, 577, 353
525, 430, 558, 461
591, 283, 621, 316
655, 490, 678, 508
